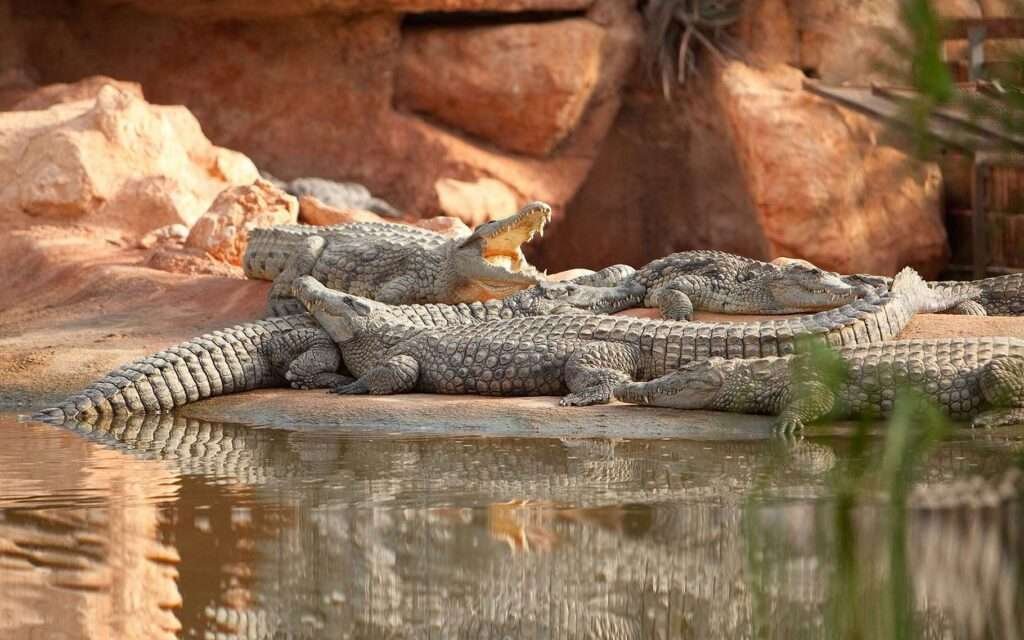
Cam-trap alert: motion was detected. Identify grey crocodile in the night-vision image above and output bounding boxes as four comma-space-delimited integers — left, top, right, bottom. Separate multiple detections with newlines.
615, 337, 1024, 432
243, 201, 551, 315
259, 171, 402, 217
772, 258, 1024, 317
296, 268, 973, 407
32, 279, 645, 422
591, 250, 865, 320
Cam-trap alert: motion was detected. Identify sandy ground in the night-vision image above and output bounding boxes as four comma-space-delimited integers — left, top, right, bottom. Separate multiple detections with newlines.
2, 228, 1022, 434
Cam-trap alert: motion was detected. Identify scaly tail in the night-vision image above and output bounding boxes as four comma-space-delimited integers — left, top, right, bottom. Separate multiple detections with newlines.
33, 315, 341, 423
891, 267, 981, 315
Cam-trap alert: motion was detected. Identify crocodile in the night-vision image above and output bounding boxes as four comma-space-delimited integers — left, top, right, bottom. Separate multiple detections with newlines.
32, 279, 646, 422
614, 337, 1024, 433
243, 201, 552, 315
586, 250, 866, 320
771, 258, 1024, 317
295, 268, 974, 407
259, 171, 402, 217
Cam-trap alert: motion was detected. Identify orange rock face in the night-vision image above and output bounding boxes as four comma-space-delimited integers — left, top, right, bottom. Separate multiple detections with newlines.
0, 81, 259, 236
186, 179, 298, 265
716, 62, 949, 277
397, 19, 607, 156
9, 2, 640, 221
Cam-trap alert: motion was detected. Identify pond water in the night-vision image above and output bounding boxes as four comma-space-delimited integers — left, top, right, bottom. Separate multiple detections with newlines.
0, 410, 1021, 639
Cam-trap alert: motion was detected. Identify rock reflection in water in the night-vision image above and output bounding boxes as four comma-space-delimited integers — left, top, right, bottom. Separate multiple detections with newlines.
2, 412, 1022, 639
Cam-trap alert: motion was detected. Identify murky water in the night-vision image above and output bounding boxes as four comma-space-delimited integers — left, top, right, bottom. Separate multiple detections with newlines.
0, 410, 1021, 640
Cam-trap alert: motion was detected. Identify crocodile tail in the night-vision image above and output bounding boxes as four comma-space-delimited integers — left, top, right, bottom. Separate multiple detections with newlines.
33, 316, 319, 423
892, 267, 981, 314
243, 226, 322, 280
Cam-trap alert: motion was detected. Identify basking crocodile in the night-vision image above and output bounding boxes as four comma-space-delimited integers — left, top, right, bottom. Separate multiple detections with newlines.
243, 201, 552, 315
259, 171, 402, 217
589, 250, 864, 320
615, 337, 1024, 432
33, 280, 645, 422
296, 268, 973, 407
772, 258, 1024, 317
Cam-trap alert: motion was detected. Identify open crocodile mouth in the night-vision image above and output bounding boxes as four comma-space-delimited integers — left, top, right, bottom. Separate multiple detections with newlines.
478, 201, 551, 277
455, 201, 552, 299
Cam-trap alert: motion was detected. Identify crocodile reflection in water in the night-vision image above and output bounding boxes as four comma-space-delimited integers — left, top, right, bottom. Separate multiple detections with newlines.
33, 413, 1024, 639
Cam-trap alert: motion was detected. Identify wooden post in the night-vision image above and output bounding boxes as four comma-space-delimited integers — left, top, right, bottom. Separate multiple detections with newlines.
972, 158, 990, 279
968, 26, 986, 81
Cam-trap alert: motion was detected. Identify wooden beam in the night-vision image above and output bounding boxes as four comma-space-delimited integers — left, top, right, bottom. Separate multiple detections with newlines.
943, 17, 1024, 40
971, 160, 990, 279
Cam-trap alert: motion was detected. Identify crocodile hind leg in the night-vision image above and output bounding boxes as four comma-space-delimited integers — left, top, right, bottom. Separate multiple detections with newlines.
330, 355, 420, 395
647, 276, 705, 321
260, 327, 349, 390
268, 236, 325, 317
972, 356, 1024, 428
560, 343, 640, 407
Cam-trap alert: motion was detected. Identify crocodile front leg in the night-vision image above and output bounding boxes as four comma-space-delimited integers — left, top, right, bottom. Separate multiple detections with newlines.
972, 355, 1024, 427
331, 355, 420, 395
268, 236, 325, 317
560, 342, 641, 406
776, 380, 835, 434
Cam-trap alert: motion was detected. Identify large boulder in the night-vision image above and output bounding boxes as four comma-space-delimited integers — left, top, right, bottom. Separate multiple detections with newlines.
0, 81, 259, 235
185, 179, 298, 265
396, 18, 607, 156
716, 62, 948, 277
8, 1, 640, 219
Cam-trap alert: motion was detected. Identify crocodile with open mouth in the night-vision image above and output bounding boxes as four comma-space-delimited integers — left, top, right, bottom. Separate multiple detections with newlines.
243, 201, 553, 315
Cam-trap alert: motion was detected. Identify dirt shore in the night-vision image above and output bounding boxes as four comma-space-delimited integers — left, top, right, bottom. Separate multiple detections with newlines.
2, 229, 1022, 433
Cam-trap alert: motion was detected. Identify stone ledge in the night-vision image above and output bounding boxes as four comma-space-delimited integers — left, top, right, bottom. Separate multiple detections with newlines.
179, 390, 776, 439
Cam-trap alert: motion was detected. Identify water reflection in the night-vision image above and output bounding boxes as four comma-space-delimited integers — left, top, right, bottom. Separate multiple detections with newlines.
0, 412, 1021, 639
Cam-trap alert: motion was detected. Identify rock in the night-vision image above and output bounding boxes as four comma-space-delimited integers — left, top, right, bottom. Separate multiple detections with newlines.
396, 18, 607, 156
532, 78, 768, 272
146, 245, 246, 278
9, 75, 144, 111
186, 179, 298, 265
434, 177, 521, 228
0, 68, 36, 110
0, 83, 259, 235
412, 216, 472, 238
716, 62, 948, 277
298, 196, 388, 226
138, 223, 189, 249
7, 4, 640, 221
795, 1, 910, 84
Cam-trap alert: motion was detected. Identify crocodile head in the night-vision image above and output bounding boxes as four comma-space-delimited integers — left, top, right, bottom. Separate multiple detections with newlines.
448, 201, 552, 302
615, 357, 789, 412
761, 261, 862, 312
294, 276, 380, 343
615, 360, 729, 409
